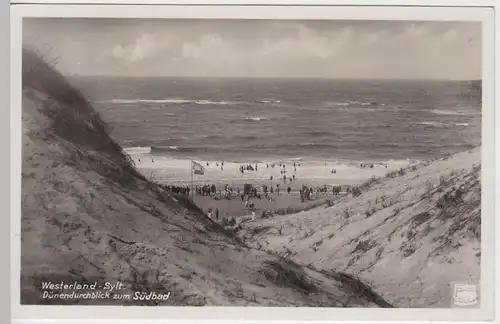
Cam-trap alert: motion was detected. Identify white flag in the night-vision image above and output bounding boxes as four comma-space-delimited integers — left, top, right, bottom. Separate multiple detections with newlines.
192, 160, 205, 175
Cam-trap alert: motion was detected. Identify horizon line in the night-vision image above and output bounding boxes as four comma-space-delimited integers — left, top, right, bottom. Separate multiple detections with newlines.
69, 74, 482, 82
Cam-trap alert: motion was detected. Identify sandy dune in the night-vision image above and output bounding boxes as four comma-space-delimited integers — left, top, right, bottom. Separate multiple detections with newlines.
20, 49, 392, 307
238, 147, 481, 307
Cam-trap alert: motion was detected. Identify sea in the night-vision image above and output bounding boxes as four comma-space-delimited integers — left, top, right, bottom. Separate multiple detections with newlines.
72, 77, 481, 165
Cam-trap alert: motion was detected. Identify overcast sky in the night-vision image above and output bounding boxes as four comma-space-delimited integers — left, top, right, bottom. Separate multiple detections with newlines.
23, 18, 481, 80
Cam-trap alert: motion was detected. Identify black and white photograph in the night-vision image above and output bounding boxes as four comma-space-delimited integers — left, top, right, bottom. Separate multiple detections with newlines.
18, 11, 489, 312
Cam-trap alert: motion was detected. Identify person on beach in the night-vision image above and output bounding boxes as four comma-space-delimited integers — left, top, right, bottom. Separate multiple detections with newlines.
215, 208, 219, 220
207, 162, 209, 166
283, 175, 287, 183
287, 187, 291, 194
252, 211, 256, 221
207, 208, 212, 219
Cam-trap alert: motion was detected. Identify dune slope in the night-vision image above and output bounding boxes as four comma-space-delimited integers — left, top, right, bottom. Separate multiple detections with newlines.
20, 49, 394, 307
239, 148, 481, 307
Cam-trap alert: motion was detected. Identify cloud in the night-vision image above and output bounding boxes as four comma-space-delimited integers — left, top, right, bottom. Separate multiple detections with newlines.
102, 33, 159, 62
31, 19, 479, 79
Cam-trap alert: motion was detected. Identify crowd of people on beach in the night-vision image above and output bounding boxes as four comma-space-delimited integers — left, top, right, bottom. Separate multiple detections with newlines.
360, 162, 387, 169
239, 164, 259, 174
148, 158, 368, 232
163, 180, 348, 204
162, 184, 191, 196
206, 207, 239, 226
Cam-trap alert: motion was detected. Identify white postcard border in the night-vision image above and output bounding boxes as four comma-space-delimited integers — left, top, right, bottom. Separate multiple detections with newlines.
9, 2, 497, 323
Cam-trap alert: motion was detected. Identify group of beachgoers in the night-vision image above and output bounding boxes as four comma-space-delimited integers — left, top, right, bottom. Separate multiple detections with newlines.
206, 161, 226, 171
203, 160, 305, 186
162, 184, 191, 196
360, 163, 387, 169
239, 164, 259, 174
203, 183, 348, 226
299, 184, 344, 203
206, 207, 241, 226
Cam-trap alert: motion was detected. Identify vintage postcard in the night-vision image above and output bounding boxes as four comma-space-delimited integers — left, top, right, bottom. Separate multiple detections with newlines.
10, 3, 495, 323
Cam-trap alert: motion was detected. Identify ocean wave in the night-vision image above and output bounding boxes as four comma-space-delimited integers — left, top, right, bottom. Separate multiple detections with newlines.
244, 116, 270, 122
259, 99, 282, 104
349, 100, 378, 106
417, 121, 469, 127
105, 98, 241, 105
102, 98, 286, 106
328, 102, 350, 107
327, 100, 379, 107
430, 109, 480, 116
363, 108, 388, 112
201, 134, 259, 141
418, 121, 448, 127
221, 115, 275, 122
151, 146, 204, 154
123, 146, 152, 154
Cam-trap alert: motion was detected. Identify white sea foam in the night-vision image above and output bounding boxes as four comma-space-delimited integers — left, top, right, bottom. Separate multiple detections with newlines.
329, 102, 350, 106
418, 121, 469, 127
104, 98, 241, 105
123, 146, 152, 155
244, 116, 269, 122
418, 121, 448, 127
430, 109, 480, 116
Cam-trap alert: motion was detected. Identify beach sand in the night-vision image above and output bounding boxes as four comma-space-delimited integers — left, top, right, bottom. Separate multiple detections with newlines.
128, 153, 414, 187
127, 153, 415, 218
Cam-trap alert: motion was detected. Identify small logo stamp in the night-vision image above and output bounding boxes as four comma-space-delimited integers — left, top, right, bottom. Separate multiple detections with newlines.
453, 283, 478, 307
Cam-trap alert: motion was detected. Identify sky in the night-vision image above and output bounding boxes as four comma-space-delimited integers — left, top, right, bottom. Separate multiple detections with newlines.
23, 18, 481, 80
